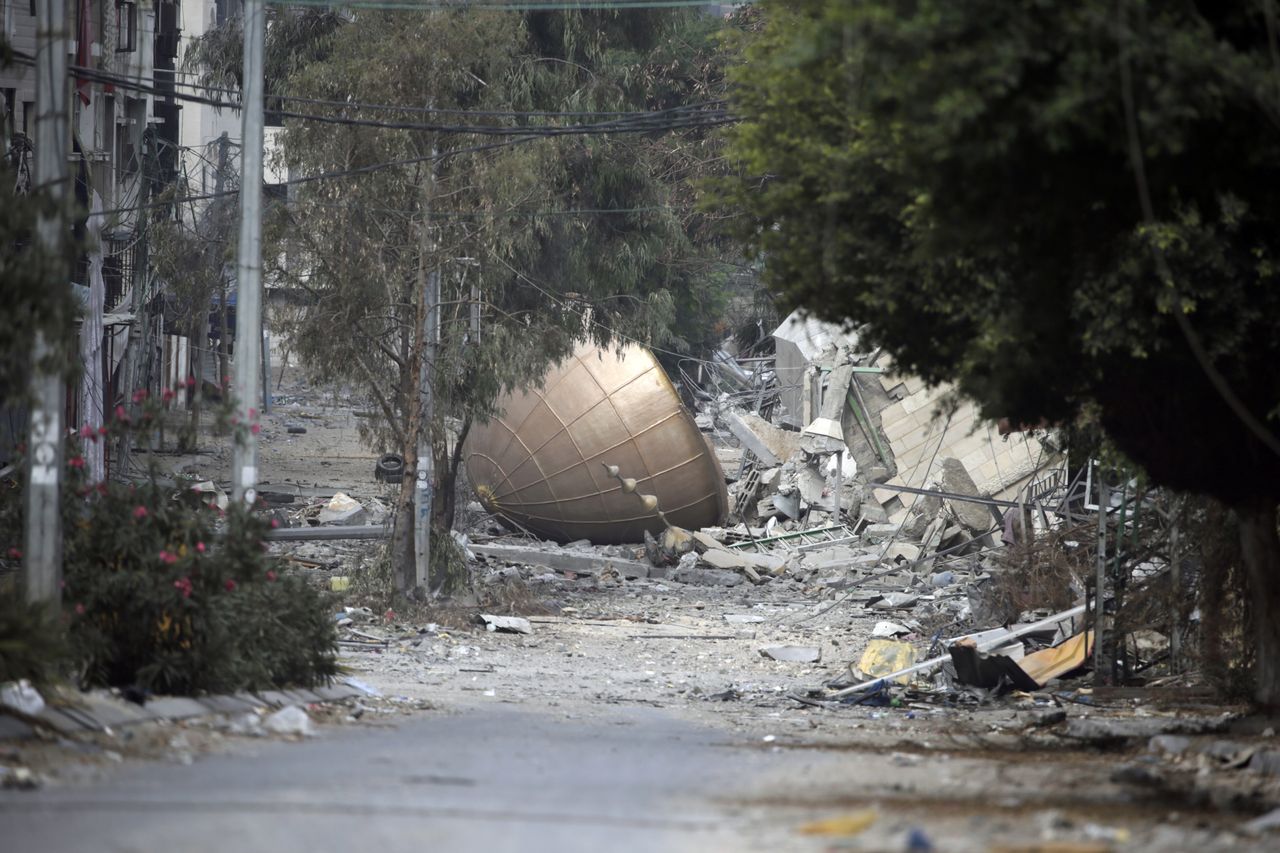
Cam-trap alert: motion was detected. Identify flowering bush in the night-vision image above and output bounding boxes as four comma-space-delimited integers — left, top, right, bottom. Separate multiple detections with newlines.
1, 391, 337, 695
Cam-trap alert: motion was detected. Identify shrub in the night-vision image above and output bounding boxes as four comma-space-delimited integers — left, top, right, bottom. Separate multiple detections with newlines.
1, 393, 338, 695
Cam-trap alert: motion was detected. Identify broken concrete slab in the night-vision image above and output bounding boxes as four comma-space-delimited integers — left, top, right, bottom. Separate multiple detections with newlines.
139, 696, 210, 720
938, 458, 995, 534
726, 412, 802, 466
479, 614, 534, 635
759, 645, 821, 663
863, 522, 901, 543
673, 567, 744, 587
872, 621, 912, 638
691, 531, 726, 553
723, 614, 765, 624
885, 542, 921, 563
471, 543, 650, 579
700, 548, 752, 571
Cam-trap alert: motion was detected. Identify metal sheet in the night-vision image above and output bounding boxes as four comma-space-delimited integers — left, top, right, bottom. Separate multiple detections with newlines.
464, 342, 729, 544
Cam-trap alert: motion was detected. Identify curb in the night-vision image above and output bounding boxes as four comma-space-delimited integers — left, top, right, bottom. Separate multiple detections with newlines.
0, 682, 366, 740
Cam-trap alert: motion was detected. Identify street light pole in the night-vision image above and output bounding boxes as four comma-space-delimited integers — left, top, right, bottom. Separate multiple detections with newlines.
24, 0, 71, 604
231, 0, 265, 505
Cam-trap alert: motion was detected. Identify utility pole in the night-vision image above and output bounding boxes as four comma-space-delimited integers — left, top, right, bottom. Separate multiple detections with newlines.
24, 0, 70, 603
215, 132, 230, 387
414, 161, 439, 593
231, 0, 265, 505
117, 130, 153, 475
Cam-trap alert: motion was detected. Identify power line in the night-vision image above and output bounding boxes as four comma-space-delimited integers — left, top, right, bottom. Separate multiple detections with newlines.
267, 0, 743, 9
9, 53, 734, 137
165, 75, 728, 120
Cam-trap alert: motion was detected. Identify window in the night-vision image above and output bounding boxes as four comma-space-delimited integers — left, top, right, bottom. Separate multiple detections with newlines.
116, 1, 136, 53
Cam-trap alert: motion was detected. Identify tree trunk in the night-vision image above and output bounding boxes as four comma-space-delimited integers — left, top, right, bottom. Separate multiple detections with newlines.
392, 269, 427, 593
1238, 498, 1280, 708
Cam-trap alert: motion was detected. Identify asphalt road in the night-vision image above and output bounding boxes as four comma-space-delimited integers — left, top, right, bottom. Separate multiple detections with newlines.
0, 704, 834, 853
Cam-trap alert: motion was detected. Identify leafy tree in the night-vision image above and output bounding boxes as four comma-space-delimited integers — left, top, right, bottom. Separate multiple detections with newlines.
185, 8, 737, 594
719, 1, 1280, 702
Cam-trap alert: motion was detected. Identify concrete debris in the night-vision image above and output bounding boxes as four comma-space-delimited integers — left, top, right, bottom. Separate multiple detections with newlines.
318, 492, 367, 525
871, 621, 912, 638
759, 646, 822, 663
726, 412, 801, 466
673, 567, 744, 587
262, 706, 314, 737
478, 614, 533, 635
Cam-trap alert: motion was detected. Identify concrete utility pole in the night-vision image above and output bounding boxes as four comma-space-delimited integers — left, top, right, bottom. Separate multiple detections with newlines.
215, 132, 230, 387
24, 0, 71, 604
231, 0, 265, 505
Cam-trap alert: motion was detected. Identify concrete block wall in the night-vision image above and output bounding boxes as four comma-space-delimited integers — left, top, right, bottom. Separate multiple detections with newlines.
870, 365, 1055, 522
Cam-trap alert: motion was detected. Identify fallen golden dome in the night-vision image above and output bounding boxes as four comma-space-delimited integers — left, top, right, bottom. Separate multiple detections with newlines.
464, 341, 728, 544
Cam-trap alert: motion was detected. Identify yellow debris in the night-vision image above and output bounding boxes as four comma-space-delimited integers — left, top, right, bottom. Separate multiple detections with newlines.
797, 809, 877, 837
859, 638, 919, 685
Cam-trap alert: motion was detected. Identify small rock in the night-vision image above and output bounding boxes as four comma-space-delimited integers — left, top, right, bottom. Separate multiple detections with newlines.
1149, 734, 1193, 756
263, 705, 314, 737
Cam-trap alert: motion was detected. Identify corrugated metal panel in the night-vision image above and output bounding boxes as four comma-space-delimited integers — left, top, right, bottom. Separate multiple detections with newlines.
464, 341, 728, 544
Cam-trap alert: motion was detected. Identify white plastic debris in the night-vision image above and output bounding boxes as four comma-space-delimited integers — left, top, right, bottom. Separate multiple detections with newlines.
263, 705, 314, 736
0, 679, 46, 717
343, 676, 383, 697
871, 621, 911, 638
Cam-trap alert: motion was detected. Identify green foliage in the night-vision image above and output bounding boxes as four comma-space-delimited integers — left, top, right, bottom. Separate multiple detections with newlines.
718, 0, 1280, 504
0, 596, 69, 687
0, 397, 338, 695
0, 151, 81, 409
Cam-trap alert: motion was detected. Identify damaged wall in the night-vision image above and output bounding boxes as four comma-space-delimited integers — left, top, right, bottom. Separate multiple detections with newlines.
865, 359, 1055, 524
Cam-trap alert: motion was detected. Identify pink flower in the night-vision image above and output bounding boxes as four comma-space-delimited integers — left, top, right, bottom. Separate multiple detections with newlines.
68, 455, 85, 469
384, 609, 396, 622
96, 482, 108, 496
79, 424, 95, 439
248, 408, 258, 419
195, 542, 206, 553
132, 505, 148, 519
223, 579, 237, 592
114, 405, 128, 421
187, 376, 197, 389
270, 517, 280, 529
162, 388, 176, 403
174, 577, 193, 598
132, 388, 148, 403
6, 547, 21, 560
250, 423, 261, 435
159, 550, 178, 565
265, 570, 277, 582
98, 426, 108, 436
74, 603, 85, 615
